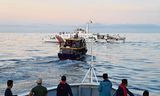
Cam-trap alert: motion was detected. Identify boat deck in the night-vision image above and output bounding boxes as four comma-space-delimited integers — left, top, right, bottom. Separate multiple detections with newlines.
20, 83, 116, 96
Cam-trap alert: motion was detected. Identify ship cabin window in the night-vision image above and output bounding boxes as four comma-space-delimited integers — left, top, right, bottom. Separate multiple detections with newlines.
62, 49, 71, 54
72, 40, 81, 48
64, 40, 72, 47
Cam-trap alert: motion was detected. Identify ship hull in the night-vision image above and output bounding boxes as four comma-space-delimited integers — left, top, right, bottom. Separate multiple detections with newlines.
58, 50, 87, 60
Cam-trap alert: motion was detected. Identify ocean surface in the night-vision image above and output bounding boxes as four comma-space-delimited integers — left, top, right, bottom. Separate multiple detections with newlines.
0, 32, 160, 96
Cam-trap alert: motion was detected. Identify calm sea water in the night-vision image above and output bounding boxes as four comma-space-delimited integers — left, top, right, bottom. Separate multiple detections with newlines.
0, 32, 160, 96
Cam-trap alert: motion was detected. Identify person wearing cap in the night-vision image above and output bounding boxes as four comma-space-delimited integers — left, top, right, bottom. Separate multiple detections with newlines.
56, 75, 73, 96
115, 79, 134, 96
99, 73, 112, 96
29, 78, 48, 96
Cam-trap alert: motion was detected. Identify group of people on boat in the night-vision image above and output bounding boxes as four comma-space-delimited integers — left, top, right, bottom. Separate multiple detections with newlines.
4, 74, 149, 96
99, 73, 149, 96
99, 73, 135, 96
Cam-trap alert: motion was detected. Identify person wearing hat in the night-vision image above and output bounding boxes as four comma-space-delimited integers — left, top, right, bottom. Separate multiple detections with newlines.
29, 78, 48, 96
56, 75, 73, 96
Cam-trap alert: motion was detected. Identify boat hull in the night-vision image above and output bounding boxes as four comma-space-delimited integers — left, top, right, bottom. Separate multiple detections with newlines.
58, 52, 86, 60
48, 83, 116, 96
19, 83, 116, 96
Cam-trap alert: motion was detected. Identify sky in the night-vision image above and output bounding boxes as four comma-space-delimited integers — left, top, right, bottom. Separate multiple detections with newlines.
0, 0, 160, 32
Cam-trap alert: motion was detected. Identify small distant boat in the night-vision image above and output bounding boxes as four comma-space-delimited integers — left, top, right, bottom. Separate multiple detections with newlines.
106, 34, 126, 43
43, 35, 58, 43
58, 35, 87, 60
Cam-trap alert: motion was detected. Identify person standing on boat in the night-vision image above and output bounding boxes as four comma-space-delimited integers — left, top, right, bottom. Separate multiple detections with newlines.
29, 78, 48, 96
56, 75, 73, 96
99, 73, 112, 96
115, 79, 134, 96
4, 80, 17, 96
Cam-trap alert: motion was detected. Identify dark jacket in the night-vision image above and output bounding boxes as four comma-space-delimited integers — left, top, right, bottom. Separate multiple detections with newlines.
115, 84, 134, 96
30, 85, 48, 96
4, 88, 12, 96
56, 81, 73, 96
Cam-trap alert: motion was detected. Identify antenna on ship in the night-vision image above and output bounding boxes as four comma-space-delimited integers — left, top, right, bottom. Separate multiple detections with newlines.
82, 21, 99, 84
86, 20, 93, 33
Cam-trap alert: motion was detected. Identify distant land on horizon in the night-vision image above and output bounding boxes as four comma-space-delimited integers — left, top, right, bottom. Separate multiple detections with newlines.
0, 23, 160, 33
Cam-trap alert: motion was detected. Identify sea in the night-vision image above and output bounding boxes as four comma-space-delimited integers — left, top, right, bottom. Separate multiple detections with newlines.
0, 32, 160, 96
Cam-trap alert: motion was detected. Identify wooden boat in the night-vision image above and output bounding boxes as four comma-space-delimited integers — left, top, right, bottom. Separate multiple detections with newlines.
58, 35, 87, 60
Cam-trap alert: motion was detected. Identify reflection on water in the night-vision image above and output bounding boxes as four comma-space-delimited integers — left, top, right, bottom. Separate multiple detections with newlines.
0, 33, 160, 96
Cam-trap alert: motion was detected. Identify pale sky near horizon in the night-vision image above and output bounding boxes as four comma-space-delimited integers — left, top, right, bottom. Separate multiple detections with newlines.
0, 0, 160, 25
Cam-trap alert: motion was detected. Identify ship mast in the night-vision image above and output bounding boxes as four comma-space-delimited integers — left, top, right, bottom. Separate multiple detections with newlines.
86, 20, 93, 33
82, 20, 98, 84
82, 37, 98, 84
